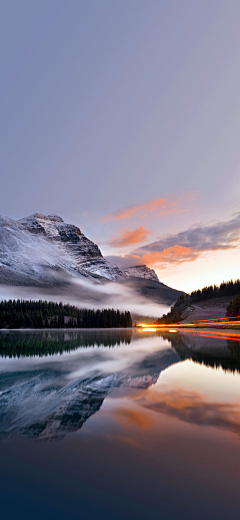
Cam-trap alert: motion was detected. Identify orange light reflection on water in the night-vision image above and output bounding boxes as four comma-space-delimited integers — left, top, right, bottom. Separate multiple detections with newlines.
138, 324, 240, 342
141, 327, 157, 332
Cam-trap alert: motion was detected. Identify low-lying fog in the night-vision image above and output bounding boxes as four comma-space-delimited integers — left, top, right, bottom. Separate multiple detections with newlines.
0, 277, 170, 319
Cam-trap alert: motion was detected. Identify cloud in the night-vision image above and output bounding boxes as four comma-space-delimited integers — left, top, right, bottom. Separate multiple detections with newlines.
124, 211, 240, 268
101, 196, 191, 223
0, 278, 170, 319
106, 212, 240, 269
138, 212, 240, 254
107, 246, 197, 270
108, 226, 151, 248
128, 246, 197, 269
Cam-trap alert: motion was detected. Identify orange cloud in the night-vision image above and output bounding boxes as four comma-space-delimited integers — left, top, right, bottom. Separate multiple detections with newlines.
126, 245, 198, 269
101, 196, 190, 223
108, 226, 151, 247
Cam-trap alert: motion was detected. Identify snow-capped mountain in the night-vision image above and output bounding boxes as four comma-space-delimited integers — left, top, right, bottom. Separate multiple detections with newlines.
122, 265, 160, 282
0, 213, 122, 282
0, 213, 183, 306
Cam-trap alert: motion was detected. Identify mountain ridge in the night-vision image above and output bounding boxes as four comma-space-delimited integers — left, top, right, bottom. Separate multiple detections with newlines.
122, 265, 159, 282
0, 213, 183, 309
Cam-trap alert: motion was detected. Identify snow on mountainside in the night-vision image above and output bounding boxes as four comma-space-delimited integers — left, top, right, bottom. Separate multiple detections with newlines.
0, 213, 122, 282
0, 213, 162, 285
0, 213, 183, 309
122, 265, 160, 283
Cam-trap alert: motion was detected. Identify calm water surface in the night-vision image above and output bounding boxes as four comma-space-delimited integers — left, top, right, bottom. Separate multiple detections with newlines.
0, 328, 240, 519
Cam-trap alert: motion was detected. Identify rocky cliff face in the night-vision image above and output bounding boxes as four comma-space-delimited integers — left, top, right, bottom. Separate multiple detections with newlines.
122, 265, 160, 283
0, 213, 183, 306
0, 213, 123, 282
0, 213, 162, 284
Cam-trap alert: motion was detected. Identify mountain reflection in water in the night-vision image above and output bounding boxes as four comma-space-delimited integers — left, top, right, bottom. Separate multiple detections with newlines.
0, 329, 240, 440
0, 330, 178, 440
1, 330, 240, 520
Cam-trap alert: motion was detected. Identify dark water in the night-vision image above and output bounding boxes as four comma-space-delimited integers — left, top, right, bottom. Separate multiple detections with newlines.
0, 328, 240, 519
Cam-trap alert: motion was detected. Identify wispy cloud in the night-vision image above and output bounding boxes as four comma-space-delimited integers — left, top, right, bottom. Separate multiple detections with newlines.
129, 212, 240, 268
107, 212, 240, 269
108, 226, 151, 248
101, 195, 191, 223
127, 246, 197, 269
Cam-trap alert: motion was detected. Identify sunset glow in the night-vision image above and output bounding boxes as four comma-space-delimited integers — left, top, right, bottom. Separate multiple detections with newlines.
2, 3, 240, 519
101, 196, 191, 223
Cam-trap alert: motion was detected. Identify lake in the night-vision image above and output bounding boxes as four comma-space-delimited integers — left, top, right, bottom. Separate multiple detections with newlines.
0, 328, 240, 519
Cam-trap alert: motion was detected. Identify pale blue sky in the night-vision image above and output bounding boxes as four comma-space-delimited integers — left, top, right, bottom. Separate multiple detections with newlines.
1, 1, 240, 290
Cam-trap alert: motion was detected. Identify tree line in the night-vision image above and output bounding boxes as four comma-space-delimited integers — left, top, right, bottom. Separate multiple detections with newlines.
226, 293, 240, 318
0, 299, 132, 329
185, 279, 240, 303
157, 279, 240, 324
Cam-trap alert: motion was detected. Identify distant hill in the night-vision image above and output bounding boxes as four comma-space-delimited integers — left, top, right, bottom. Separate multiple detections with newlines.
157, 279, 240, 323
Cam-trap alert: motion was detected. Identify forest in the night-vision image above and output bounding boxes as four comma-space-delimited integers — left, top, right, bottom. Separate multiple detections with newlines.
0, 299, 132, 329
157, 279, 240, 324
184, 279, 240, 303
226, 292, 240, 318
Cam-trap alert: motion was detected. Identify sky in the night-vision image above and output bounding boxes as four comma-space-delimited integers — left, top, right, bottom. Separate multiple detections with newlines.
1, 0, 240, 292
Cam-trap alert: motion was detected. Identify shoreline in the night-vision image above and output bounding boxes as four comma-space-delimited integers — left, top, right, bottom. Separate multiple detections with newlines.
153, 323, 240, 331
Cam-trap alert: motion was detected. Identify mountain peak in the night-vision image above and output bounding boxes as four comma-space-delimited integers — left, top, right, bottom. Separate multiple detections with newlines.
0, 212, 183, 306
122, 265, 160, 283
1, 213, 123, 282
19, 213, 64, 224
18, 213, 81, 238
